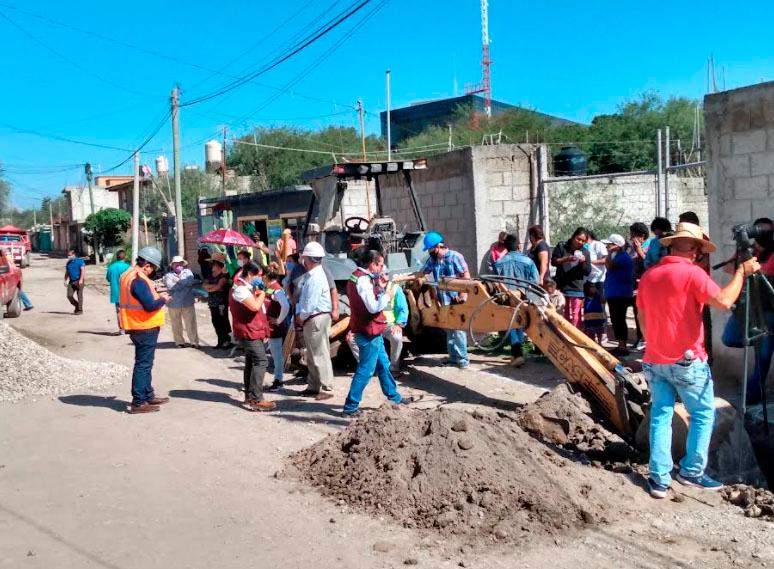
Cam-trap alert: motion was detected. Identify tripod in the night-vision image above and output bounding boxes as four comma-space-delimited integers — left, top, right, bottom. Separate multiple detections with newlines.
738, 270, 774, 435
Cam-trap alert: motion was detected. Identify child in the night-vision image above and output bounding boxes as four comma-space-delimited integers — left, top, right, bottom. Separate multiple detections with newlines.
544, 278, 565, 313
582, 281, 607, 343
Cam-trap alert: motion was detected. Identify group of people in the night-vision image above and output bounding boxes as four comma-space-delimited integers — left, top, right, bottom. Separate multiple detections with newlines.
484, 212, 717, 360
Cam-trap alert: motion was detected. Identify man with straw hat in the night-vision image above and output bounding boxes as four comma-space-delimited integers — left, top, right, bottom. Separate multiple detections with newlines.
163, 255, 201, 349
637, 222, 760, 499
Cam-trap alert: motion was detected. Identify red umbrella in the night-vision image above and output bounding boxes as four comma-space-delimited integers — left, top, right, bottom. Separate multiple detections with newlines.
199, 228, 256, 248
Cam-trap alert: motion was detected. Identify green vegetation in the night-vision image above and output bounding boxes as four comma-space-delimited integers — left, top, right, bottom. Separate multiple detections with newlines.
84, 207, 131, 248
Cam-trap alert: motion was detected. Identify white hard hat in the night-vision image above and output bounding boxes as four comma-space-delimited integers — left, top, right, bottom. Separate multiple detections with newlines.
170, 255, 187, 265
301, 241, 325, 258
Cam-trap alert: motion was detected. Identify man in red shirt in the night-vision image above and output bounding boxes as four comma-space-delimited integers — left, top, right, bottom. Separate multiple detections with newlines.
637, 222, 759, 498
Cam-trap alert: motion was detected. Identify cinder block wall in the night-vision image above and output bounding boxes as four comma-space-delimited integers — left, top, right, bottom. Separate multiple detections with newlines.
380, 147, 479, 271
705, 81, 774, 387
546, 174, 707, 243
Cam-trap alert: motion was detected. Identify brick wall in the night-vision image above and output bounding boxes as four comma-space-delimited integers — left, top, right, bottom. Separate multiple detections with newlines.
705, 81, 774, 386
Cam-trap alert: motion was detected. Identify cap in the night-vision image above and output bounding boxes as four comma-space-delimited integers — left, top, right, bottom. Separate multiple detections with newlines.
602, 234, 626, 247
301, 241, 325, 258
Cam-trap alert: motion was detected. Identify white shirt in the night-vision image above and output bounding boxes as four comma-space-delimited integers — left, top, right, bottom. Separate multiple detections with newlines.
587, 240, 608, 283
270, 287, 290, 322
232, 283, 261, 307
355, 274, 390, 314
296, 265, 332, 321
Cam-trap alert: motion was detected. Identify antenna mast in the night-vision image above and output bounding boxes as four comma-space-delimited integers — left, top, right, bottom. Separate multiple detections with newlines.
480, 0, 491, 117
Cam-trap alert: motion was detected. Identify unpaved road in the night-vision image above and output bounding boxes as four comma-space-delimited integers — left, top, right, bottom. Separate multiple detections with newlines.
1, 256, 772, 569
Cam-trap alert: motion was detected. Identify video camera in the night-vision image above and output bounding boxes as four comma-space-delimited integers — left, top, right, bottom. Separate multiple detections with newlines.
733, 222, 774, 261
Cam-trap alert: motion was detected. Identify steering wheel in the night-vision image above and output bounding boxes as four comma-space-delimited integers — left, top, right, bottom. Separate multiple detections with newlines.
344, 216, 370, 233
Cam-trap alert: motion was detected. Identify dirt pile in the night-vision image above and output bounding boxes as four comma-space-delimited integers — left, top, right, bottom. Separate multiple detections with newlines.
722, 484, 774, 519
290, 405, 642, 543
516, 383, 640, 465
0, 322, 129, 402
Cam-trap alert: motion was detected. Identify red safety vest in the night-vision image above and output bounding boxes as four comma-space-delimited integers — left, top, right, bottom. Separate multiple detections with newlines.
229, 284, 269, 341
347, 268, 387, 337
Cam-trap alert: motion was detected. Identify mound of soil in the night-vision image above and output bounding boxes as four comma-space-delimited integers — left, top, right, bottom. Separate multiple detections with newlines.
290, 405, 641, 543
516, 384, 641, 465
722, 484, 774, 520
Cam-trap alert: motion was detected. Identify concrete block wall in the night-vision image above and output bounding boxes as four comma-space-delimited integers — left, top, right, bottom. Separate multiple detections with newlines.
546, 174, 707, 243
705, 81, 774, 385
380, 147, 478, 271
469, 144, 536, 273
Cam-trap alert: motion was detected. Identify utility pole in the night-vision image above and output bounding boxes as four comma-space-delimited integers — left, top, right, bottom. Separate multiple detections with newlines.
132, 151, 140, 264
33, 207, 36, 226
48, 199, 54, 249
385, 69, 392, 161
357, 98, 367, 161
222, 126, 227, 195
656, 129, 662, 217
664, 126, 671, 220
85, 162, 95, 215
171, 86, 185, 258
447, 124, 453, 152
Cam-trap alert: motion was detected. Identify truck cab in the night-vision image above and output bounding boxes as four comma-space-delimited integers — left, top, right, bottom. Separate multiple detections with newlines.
0, 248, 23, 318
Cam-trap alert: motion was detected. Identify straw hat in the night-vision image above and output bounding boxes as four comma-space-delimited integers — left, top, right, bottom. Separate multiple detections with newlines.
170, 255, 188, 266
658, 222, 717, 254
207, 252, 227, 263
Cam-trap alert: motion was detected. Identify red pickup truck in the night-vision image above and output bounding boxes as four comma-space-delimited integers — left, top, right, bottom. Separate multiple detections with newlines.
0, 248, 23, 319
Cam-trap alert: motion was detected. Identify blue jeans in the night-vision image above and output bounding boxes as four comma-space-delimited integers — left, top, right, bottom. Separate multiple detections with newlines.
446, 330, 468, 365
129, 328, 160, 405
343, 333, 401, 413
267, 337, 284, 381
644, 359, 715, 487
19, 290, 32, 309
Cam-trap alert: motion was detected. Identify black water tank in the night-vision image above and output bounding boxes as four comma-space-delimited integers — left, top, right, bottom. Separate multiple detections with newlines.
553, 146, 587, 176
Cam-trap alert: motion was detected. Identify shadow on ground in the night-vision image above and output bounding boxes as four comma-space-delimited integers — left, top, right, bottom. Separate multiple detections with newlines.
58, 394, 127, 412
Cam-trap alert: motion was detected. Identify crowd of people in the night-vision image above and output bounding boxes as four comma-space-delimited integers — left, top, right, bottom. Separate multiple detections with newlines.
61, 213, 773, 500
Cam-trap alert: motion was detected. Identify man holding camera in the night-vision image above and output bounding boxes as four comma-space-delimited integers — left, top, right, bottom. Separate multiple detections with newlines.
637, 222, 760, 498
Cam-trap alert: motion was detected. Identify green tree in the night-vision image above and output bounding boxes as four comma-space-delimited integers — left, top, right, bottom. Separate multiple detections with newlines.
84, 208, 131, 248
228, 125, 384, 189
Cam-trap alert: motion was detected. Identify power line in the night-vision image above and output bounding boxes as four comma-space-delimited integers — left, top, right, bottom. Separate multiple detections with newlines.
0, 10, 152, 98
0, 122, 132, 151
180, 0, 373, 108
226, 0, 388, 131
102, 111, 172, 173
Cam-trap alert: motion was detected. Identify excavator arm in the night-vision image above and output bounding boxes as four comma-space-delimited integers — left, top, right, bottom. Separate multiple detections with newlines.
404, 276, 649, 439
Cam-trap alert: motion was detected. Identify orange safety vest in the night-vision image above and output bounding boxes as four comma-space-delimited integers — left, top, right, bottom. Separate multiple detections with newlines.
118, 267, 165, 331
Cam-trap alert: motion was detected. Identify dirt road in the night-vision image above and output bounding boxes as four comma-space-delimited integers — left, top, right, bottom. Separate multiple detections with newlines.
1, 257, 771, 569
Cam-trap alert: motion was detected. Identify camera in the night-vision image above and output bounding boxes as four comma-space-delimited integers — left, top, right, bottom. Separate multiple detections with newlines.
733, 222, 773, 261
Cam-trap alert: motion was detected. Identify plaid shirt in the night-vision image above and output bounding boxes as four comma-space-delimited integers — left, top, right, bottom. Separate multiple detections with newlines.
421, 249, 469, 306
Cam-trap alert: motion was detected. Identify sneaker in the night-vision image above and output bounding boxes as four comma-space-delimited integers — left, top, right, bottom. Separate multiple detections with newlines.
342, 409, 363, 418
23, 306, 33, 311
393, 395, 417, 407
457, 361, 469, 369
296, 389, 320, 398
266, 380, 284, 391
647, 478, 670, 499
631, 339, 645, 351
321, 385, 334, 392
676, 473, 723, 491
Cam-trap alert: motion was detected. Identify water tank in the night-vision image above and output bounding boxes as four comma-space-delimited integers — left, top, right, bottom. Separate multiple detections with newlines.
553, 146, 587, 176
155, 155, 169, 177
205, 140, 222, 174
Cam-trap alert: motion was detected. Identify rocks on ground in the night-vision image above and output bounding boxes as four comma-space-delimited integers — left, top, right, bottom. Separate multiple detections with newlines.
0, 322, 129, 402
289, 404, 643, 544
722, 484, 774, 520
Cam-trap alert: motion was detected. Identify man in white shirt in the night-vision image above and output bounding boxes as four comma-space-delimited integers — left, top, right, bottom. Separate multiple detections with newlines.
294, 242, 334, 400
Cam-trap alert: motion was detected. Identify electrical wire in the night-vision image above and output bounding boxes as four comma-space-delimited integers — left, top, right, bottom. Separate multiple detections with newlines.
0, 122, 132, 151
102, 111, 172, 173
0, 10, 152, 98
180, 0, 373, 108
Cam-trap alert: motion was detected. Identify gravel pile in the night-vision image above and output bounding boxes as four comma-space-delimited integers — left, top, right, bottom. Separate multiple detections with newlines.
0, 322, 129, 402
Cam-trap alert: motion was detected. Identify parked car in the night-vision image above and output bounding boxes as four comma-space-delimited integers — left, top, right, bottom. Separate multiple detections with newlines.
0, 248, 23, 319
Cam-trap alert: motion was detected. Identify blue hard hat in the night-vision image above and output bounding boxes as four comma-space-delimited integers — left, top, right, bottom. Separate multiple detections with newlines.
423, 231, 444, 251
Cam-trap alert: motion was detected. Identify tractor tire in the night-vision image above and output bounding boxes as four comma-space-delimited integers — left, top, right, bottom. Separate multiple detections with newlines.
5, 289, 22, 318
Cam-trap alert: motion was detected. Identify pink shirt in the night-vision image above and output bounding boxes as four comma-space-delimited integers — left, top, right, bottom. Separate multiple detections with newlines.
490, 244, 507, 264
637, 256, 720, 364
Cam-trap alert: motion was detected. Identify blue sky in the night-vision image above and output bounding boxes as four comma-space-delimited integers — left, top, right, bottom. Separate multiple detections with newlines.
1, 0, 773, 208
